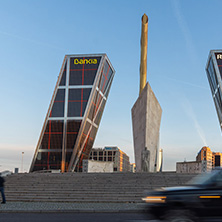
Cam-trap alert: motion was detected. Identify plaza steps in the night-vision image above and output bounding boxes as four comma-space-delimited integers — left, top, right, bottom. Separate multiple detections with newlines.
4, 172, 196, 203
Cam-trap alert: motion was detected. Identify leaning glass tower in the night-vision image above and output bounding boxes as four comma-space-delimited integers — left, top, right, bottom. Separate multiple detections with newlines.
206, 50, 222, 131
30, 54, 115, 172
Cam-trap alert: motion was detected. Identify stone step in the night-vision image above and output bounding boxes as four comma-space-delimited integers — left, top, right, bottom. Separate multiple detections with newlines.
3, 172, 196, 203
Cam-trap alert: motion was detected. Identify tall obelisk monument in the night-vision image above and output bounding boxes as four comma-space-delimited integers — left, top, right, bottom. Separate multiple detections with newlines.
131, 14, 162, 172
139, 14, 148, 95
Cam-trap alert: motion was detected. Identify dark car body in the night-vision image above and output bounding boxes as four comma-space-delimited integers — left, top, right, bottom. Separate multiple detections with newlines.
142, 169, 222, 221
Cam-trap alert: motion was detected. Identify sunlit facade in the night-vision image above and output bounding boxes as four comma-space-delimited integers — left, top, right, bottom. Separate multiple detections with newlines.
196, 146, 212, 170
30, 54, 115, 172
206, 50, 222, 131
196, 146, 222, 169
89, 147, 130, 172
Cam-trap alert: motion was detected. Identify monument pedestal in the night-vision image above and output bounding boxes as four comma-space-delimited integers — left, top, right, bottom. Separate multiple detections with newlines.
131, 82, 162, 172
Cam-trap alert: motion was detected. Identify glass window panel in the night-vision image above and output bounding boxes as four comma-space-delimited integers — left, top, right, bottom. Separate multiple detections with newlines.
50, 120, 64, 132
84, 70, 97, 85
33, 151, 62, 171
67, 120, 82, 132
219, 66, 222, 77
50, 89, 65, 117
41, 120, 64, 150
89, 126, 98, 140
98, 61, 113, 94
66, 134, 78, 149
81, 101, 88, 116
66, 120, 81, 149
82, 141, 91, 156
104, 78, 113, 98
88, 91, 98, 120
79, 133, 86, 149
69, 70, 82, 85
207, 69, 215, 95
65, 152, 72, 167
50, 134, 63, 150
59, 62, 67, 86
83, 121, 91, 135
51, 102, 64, 117
48, 152, 62, 169
68, 89, 91, 117
55, 89, 65, 101
68, 102, 81, 117
94, 100, 106, 126
40, 134, 49, 149
83, 88, 92, 100
69, 89, 81, 101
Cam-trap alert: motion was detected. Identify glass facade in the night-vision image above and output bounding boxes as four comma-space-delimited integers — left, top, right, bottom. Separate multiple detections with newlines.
206, 50, 222, 130
30, 54, 115, 172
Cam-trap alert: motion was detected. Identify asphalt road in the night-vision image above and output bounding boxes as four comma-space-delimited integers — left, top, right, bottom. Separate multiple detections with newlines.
0, 213, 151, 222
1, 212, 222, 222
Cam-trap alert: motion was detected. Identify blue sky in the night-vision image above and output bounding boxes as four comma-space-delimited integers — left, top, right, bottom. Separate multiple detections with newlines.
0, 0, 222, 172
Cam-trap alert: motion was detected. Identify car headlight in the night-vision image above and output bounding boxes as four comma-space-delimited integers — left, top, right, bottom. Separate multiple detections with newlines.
142, 196, 166, 203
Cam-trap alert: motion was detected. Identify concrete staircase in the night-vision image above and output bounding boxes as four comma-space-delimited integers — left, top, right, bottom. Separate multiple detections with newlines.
4, 172, 196, 203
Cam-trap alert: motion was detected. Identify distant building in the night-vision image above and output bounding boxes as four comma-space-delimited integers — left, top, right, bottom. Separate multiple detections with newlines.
82, 160, 113, 173
176, 161, 202, 173
130, 163, 136, 173
206, 50, 222, 131
196, 146, 222, 169
176, 160, 211, 173
176, 146, 222, 173
196, 146, 213, 169
213, 152, 222, 167
89, 146, 130, 172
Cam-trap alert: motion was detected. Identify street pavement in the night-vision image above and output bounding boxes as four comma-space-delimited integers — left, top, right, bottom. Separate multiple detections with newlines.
1, 203, 221, 222
0, 212, 152, 222
0, 212, 221, 222
0, 202, 147, 213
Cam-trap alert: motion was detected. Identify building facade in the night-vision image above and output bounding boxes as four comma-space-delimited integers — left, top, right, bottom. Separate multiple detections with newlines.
176, 160, 211, 173
206, 50, 222, 131
82, 160, 114, 173
196, 146, 222, 169
196, 146, 213, 169
130, 163, 136, 173
176, 161, 202, 173
88, 147, 130, 172
212, 152, 222, 167
30, 54, 115, 172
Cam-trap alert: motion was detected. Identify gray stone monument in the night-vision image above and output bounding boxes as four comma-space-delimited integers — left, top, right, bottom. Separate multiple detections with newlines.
131, 14, 162, 172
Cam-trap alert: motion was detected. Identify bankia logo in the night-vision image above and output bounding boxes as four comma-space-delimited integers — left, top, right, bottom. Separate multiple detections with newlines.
74, 58, 97, 64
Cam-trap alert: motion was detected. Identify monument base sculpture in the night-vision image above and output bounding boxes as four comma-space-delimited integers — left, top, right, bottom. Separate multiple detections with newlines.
131, 82, 162, 172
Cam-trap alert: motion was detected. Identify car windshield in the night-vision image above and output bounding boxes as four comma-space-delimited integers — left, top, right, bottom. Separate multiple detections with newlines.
187, 170, 220, 186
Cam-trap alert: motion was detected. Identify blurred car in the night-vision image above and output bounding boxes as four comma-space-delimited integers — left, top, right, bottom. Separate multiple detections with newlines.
142, 168, 222, 222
